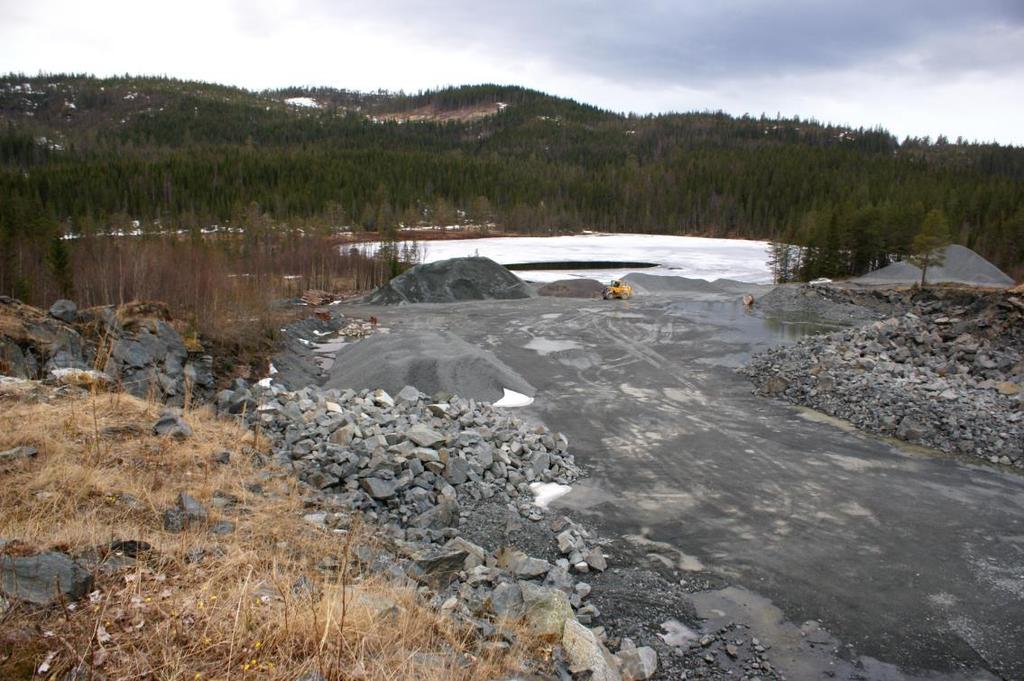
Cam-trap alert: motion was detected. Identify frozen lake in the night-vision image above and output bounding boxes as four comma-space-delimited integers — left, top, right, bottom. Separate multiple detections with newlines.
405, 233, 773, 284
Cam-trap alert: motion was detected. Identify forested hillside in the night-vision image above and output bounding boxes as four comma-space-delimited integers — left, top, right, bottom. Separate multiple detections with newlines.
2, 73, 1022, 283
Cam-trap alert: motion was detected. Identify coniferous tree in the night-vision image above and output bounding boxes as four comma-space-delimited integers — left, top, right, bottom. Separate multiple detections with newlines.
909, 209, 952, 286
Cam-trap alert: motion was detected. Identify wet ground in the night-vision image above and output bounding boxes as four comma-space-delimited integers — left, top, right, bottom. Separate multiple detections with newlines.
335, 293, 1024, 680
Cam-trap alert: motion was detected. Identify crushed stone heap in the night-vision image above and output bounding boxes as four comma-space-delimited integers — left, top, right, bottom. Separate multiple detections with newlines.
853, 244, 1015, 287
324, 329, 535, 403
743, 292, 1024, 465
366, 256, 532, 304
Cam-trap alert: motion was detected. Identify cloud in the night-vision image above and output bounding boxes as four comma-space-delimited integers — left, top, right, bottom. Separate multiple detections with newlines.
0, 0, 1022, 143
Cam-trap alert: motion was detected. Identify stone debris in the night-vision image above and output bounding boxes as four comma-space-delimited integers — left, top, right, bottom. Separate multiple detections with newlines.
745, 290, 1024, 465
222, 377, 663, 679
246, 382, 581, 528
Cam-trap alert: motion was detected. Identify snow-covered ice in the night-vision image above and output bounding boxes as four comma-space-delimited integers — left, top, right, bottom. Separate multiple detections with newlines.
493, 388, 534, 407
285, 97, 319, 108
529, 482, 572, 508
395, 233, 772, 283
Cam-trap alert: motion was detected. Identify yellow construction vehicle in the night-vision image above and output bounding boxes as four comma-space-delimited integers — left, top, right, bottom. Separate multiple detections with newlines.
603, 279, 633, 300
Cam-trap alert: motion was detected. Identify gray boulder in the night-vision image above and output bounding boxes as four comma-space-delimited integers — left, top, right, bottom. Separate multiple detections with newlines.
406, 546, 468, 587
153, 414, 193, 439
488, 582, 525, 619
48, 299, 77, 323
618, 647, 658, 681
361, 477, 398, 500
407, 424, 446, 448
0, 446, 38, 462
1, 551, 94, 606
562, 618, 622, 681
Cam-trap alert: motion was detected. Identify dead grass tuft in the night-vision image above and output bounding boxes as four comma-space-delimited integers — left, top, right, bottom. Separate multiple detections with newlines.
0, 388, 532, 680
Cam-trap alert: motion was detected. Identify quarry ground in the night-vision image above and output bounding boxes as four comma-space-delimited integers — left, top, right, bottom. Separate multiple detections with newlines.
336, 292, 1024, 680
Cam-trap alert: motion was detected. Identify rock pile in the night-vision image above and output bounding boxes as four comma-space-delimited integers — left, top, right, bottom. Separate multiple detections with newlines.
220, 379, 659, 678
755, 284, 883, 325
744, 293, 1024, 465
248, 382, 580, 535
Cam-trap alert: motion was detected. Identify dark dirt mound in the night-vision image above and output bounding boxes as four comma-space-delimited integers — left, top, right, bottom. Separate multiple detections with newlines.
366, 257, 531, 304
537, 279, 607, 298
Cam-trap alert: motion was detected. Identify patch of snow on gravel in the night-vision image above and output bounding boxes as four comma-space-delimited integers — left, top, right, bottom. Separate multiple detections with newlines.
529, 482, 572, 508
493, 388, 534, 407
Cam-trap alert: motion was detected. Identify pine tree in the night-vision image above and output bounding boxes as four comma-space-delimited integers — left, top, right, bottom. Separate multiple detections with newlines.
47, 233, 75, 298
909, 209, 952, 287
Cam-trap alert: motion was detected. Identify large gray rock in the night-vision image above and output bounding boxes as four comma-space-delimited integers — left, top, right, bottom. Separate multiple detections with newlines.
406, 546, 468, 587
48, 299, 77, 323
153, 414, 193, 439
618, 646, 658, 681
562, 618, 622, 681
406, 424, 446, 448
1, 551, 94, 605
0, 446, 38, 462
520, 581, 574, 639
164, 492, 208, 532
488, 582, 525, 619
896, 416, 930, 442
410, 500, 459, 529
361, 477, 398, 500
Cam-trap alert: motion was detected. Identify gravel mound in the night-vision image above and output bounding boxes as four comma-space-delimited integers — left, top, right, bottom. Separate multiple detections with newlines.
853, 245, 1015, 287
537, 279, 606, 298
743, 292, 1024, 465
366, 257, 531, 304
324, 330, 535, 403
755, 285, 881, 325
622, 273, 725, 294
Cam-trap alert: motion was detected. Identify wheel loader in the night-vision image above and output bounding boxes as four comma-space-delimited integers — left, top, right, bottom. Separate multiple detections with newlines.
602, 279, 633, 300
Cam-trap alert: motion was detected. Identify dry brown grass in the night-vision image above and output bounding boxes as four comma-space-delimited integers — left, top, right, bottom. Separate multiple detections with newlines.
0, 385, 533, 680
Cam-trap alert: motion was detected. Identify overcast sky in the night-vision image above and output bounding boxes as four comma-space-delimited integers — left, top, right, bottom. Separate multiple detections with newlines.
2, 0, 1022, 144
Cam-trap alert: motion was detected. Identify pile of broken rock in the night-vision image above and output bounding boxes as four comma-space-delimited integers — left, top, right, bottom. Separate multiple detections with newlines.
230, 381, 659, 680
744, 293, 1024, 465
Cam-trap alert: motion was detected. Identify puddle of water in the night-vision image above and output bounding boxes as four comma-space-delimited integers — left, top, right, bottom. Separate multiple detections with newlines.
687, 586, 999, 681
660, 618, 699, 647
525, 337, 583, 355
623, 533, 706, 572
669, 300, 841, 344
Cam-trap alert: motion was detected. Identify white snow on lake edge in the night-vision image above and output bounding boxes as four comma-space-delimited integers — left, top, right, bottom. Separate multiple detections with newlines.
359, 233, 773, 284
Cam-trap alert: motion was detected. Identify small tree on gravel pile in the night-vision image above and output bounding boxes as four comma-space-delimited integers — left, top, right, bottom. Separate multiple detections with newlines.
909, 208, 952, 287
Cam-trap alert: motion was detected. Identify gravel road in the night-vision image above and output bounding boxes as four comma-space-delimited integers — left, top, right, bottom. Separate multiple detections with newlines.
327, 291, 1024, 680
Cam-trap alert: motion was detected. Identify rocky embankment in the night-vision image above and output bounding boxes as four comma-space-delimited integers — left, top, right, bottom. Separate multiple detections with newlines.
744, 290, 1024, 465
0, 296, 213, 403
